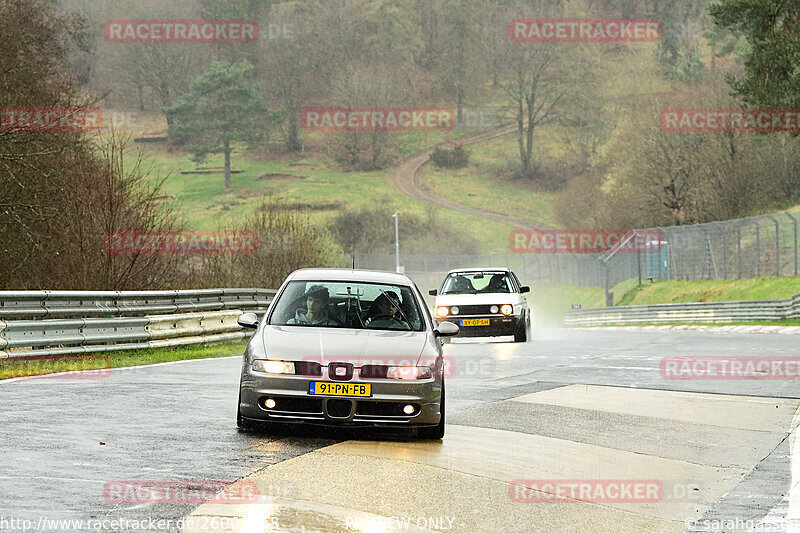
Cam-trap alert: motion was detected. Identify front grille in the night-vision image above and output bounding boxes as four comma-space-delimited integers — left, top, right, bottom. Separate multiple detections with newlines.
294, 361, 323, 376
451, 305, 497, 316
357, 401, 418, 417
360, 365, 389, 379
263, 396, 322, 414
326, 399, 352, 418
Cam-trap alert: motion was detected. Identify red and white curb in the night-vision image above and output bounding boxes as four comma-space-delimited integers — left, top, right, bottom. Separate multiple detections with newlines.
571, 325, 800, 334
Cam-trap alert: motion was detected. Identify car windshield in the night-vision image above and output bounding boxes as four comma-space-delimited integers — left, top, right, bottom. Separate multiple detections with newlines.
441, 272, 514, 294
269, 280, 424, 331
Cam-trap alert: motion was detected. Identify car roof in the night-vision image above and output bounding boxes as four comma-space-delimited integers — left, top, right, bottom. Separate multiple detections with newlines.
287, 268, 414, 285
445, 267, 513, 275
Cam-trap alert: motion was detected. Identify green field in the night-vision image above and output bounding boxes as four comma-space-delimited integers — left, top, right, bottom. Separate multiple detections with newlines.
425, 136, 559, 227
131, 136, 518, 253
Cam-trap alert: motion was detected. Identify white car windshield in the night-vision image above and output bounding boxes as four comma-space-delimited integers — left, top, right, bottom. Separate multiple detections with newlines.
269, 281, 424, 331
440, 272, 514, 294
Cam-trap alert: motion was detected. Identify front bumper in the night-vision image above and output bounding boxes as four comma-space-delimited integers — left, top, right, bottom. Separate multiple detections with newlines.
239, 371, 442, 427
436, 315, 520, 337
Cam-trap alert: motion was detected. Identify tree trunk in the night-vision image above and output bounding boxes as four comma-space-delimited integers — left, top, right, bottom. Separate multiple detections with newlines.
517, 98, 528, 175
457, 90, 463, 126
286, 103, 301, 151
224, 140, 232, 189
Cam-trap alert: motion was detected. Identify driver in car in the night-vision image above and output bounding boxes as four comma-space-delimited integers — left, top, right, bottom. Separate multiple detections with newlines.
287, 285, 339, 325
364, 291, 409, 328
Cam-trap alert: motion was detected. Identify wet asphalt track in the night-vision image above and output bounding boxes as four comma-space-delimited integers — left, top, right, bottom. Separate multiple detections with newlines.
1, 328, 799, 532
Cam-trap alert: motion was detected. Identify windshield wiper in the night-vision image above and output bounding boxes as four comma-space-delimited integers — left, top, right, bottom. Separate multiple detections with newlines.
378, 288, 412, 329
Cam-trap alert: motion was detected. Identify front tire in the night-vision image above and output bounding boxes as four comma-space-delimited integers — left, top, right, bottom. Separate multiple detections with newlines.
418, 381, 445, 439
237, 387, 273, 433
514, 312, 528, 343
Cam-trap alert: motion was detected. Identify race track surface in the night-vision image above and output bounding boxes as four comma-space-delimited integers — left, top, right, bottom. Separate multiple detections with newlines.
2, 328, 798, 533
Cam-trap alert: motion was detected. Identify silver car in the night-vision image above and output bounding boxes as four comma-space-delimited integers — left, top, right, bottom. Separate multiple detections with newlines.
236, 268, 458, 439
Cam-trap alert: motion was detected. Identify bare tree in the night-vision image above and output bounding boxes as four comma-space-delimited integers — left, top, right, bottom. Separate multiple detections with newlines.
495, 2, 595, 180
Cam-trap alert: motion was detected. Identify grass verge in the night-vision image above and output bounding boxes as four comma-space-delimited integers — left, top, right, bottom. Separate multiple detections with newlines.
617, 277, 800, 306
1, 340, 247, 380
575, 320, 800, 327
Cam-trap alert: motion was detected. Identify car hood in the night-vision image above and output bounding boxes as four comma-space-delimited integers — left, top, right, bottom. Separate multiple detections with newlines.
260, 326, 429, 366
435, 293, 516, 305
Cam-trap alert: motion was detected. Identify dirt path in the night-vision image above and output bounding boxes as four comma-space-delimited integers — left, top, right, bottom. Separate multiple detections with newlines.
386, 124, 551, 230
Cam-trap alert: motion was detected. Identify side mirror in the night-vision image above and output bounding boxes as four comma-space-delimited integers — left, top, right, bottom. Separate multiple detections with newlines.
237, 312, 259, 329
428, 289, 438, 296
434, 321, 459, 337
520, 286, 531, 294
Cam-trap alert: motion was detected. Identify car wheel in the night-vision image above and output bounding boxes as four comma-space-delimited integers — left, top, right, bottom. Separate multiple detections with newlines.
237, 387, 272, 433
418, 381, 445, 439
237, 409, 254, 431
514, 311, 528, 343
236, 388, 253, 431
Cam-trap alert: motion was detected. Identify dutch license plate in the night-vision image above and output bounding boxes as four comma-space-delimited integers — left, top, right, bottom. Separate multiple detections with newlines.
308, 382, 371, 397
462, 319, 490, 327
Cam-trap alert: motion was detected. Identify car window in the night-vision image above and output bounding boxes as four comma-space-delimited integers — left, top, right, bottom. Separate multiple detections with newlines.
441, 272, 515, 294
268, 280, 424, 331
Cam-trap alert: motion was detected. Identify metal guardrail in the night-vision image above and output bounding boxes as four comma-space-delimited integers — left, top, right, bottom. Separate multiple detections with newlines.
0, 289, 275, 359
563, 293, 800, 326
0, 288, 274, 319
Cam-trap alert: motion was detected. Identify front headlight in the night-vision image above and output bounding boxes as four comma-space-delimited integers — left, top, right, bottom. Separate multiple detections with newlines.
500, 304, 514, 316
435, 306, 449, 318
252, 360, 295, 374
386, 365, 433, 380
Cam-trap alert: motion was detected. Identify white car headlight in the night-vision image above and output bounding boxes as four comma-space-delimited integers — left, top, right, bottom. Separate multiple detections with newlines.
490, 305, 499, 314
501, 304, 514, 316
252, 360, 295, 374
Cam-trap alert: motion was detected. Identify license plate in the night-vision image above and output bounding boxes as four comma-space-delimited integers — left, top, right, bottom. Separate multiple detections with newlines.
462, 319, 490, 327
309, 382, 371, 397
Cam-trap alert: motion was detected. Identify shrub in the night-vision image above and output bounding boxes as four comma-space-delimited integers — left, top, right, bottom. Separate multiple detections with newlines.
430, 145, 469, 168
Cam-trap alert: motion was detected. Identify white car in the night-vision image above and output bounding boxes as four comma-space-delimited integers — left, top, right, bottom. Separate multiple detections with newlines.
236, 268, 459, 439
430, 268, 531, 342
